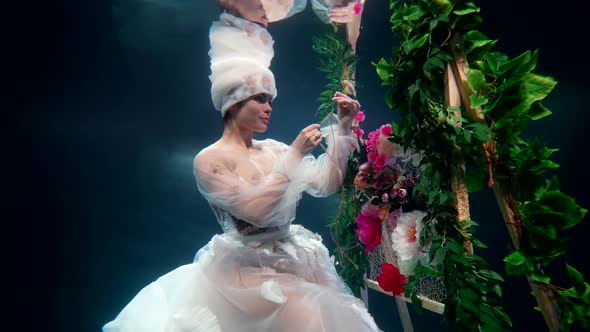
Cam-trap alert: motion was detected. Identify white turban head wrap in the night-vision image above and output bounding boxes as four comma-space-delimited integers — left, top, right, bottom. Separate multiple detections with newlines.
209, 13, 277, 117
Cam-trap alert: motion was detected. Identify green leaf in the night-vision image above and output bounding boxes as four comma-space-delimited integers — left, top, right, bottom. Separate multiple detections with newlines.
534, 191, 587, 229
374, 58, 394, 82
429, 18, 439, 31
530, 271, 551, 284
429, 0, 452, 14
469, 93, 488, 108
432, 171, 441, 188
498, 50, 538, 78
466, 122, 491, 142
467, 68, 486, 92
463, 129, 472, 143
447, 238, 466, 254
451, 252, 469, 265
470, 237, 488, 249
566, 263, 587, 296
403, 34, 429, 55
408, 80, 421, 99
504, 251, 526, 276
483, 52, 499, 76
527, 101, 552, 120
546, 175, 561, 192
529, 159, 559, 175
385, 89, 395, 109
453, 7, 480, 16
504, 250, 526, 266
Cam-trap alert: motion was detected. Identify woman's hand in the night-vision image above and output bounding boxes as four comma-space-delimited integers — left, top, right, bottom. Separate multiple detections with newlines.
291, 124, 322, 156
333, 91, 360, 134
327, 2, 356, 23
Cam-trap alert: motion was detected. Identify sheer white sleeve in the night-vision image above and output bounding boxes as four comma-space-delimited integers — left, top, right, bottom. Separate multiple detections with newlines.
272, 113, 359, 198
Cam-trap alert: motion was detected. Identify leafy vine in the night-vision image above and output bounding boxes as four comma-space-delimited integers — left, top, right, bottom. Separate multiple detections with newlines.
313, 1, 588, 330
373, 0, 588, 330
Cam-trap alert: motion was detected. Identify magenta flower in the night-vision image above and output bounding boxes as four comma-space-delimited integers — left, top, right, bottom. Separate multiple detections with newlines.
373, 154, 388, 171
368, 151, 379, 162
355, 111, 366, 123
353, 1, 363, 15
353, 128, 365, 138
380, 124, 393, 136
356, 203, 383, 252
366, 130, 380, 152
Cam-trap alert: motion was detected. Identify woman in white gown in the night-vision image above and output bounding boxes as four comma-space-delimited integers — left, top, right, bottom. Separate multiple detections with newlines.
103, 4, 381, 332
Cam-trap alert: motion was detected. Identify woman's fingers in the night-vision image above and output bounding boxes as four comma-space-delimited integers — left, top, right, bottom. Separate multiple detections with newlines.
293, 124, 322, 154
333, 96, 360, 112
302, 124, 321, 133
300, 124, 322, 143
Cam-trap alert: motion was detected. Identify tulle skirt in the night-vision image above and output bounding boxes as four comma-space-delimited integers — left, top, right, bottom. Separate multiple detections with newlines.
103, 224, 381, 332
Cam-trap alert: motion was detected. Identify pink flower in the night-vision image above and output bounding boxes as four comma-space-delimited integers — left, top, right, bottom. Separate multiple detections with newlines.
354, 1, 362, 15
365, 130, 380, 152
391, 188, 407, 199
398, 188, 408, 197
380, 124, 393, 136
373, 154, 388, 171
355, 111, 365, 123
355, 203, 383, 252
353, 128, 365, 138
367, 151, 379, 162
376, 263, 406, 296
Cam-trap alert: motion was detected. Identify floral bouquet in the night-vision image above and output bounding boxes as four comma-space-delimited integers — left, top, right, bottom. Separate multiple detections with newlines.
347, 111, 441, 299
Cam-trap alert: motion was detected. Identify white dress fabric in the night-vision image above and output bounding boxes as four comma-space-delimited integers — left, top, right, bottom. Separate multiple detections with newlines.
103, 119, 382, 332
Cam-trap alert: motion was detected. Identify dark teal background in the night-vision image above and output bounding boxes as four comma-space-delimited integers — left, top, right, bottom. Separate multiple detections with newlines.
15, 1, 589, 331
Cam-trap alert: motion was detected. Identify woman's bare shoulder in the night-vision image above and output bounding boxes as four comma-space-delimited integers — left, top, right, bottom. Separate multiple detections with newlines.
194, 143, 236, 172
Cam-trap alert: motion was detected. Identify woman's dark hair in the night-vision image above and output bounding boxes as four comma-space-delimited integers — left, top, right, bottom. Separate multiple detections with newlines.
222, 99, 245, 124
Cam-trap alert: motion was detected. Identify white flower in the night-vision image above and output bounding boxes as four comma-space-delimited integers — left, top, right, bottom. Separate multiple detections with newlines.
391, 210, 430, 276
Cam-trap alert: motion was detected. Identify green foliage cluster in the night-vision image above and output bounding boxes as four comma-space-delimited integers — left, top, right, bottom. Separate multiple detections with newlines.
312, 30, 369, 297
312, 1, 588, 330
312, 28, 358, 120
373, 0, 588, 330
374, 1, 511, 329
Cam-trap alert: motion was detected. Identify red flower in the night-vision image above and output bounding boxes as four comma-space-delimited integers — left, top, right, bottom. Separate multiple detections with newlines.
355, 204, 383, 252
376, 263, 407, 296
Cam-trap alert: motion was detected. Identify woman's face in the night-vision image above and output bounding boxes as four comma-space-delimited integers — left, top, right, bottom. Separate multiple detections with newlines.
231, 93, 273, 133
